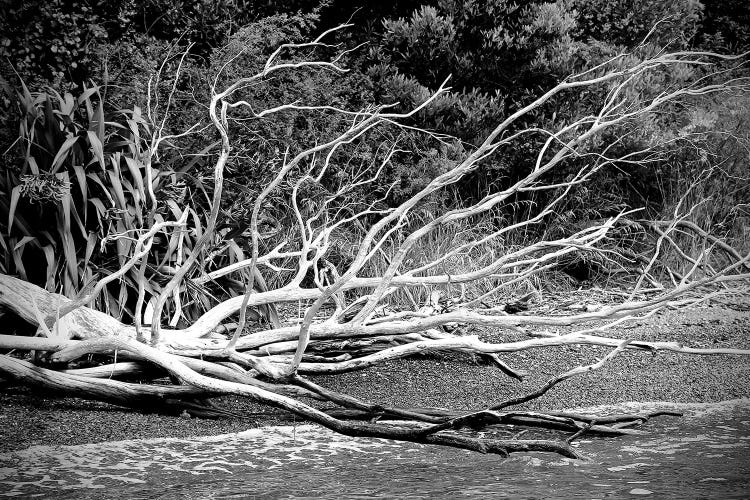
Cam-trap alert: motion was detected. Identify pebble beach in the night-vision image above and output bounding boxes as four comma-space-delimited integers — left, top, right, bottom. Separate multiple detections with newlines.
1, 305, 749, 452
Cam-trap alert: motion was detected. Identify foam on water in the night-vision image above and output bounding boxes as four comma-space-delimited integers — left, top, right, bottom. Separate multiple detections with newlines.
567, 397, 750, 418
1, 399, 749, 499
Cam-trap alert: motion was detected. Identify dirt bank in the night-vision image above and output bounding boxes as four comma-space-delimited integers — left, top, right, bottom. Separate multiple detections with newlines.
1, 306, 748, 453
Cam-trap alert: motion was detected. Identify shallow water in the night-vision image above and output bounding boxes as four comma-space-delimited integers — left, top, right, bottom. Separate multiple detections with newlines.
1, 400, 749, 499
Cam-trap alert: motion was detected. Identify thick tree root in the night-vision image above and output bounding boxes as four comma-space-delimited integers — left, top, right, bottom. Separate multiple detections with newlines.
0, 354, 216, 411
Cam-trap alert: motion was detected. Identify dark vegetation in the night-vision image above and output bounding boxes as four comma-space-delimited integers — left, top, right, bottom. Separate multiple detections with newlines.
2, 0, 748, 315
0, 1, 749, 457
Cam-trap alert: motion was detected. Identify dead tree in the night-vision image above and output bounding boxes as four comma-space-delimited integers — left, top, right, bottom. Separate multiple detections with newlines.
1, 26, 749, 458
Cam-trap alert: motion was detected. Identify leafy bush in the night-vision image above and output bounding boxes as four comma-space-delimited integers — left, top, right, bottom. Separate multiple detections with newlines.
0, 0, 110, 87
0, 82, 234, 323
0, 0, 321, 92
697, 0, 750, 51
361, 0, 748, 234
571, 0, 703, 48
193, 14, 384, 228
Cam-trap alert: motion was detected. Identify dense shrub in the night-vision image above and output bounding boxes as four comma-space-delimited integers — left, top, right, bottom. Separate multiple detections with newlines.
0, 0, 110, 87
695, 0, 750, 51
0, 82, 240, 322
571, 0, 703, 48
0, 0, 324, 94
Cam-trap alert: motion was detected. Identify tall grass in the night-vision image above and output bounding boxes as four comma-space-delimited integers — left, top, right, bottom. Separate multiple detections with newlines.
648, 94, 750, 279
352, 210, 540, 309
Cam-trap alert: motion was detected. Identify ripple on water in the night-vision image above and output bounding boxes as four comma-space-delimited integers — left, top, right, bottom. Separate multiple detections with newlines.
1, 399, 749, 499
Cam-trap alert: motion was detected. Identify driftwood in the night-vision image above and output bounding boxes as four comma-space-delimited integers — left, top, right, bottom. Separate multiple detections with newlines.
2, 29, 749, 458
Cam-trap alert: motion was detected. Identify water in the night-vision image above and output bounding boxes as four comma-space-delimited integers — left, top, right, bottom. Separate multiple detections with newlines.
1, 400, 749, 499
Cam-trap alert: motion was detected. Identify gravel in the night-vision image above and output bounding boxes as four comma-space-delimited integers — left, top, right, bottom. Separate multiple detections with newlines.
1, 305, 748, 453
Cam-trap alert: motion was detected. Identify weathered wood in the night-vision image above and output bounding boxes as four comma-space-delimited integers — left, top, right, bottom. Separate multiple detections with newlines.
0, 354, 213, 406
0, 275, 125, 339
44, 335, 579, 457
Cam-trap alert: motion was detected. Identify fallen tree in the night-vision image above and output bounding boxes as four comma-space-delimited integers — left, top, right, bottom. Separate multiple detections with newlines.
1, 26, 750, 458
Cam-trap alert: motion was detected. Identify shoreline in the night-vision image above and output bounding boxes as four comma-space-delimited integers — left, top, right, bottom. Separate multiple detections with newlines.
5, 398, 750, 455
1, 305, 749, 453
